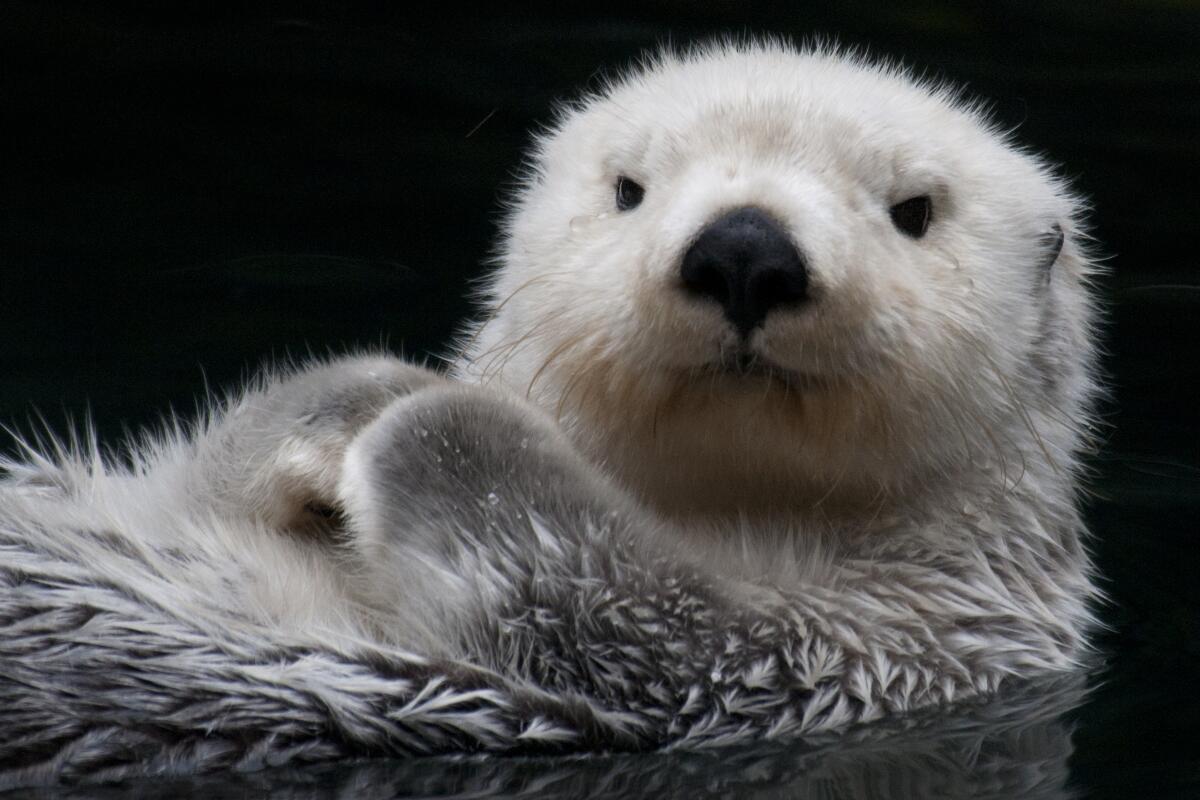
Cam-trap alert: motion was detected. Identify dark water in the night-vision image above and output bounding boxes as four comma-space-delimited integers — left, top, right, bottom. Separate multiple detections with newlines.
3, 3, 1199, 797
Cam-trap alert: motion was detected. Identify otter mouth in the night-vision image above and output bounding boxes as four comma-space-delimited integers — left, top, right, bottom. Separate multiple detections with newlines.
700, 351, 830, 391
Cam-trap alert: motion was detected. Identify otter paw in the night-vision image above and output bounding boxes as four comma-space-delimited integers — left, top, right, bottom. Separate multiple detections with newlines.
345, 384, 582, 504
338, 384, 627, 556
196, 355, 447, 530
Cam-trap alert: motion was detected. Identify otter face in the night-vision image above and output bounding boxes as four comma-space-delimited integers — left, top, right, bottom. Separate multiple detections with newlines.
459, 43, 1095, 521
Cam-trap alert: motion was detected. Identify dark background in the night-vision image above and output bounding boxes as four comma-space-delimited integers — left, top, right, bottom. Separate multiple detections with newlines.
2, 2, 1198, 796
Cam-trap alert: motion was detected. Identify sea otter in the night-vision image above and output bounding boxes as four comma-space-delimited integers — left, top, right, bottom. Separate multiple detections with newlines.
0, 41, 1100, 785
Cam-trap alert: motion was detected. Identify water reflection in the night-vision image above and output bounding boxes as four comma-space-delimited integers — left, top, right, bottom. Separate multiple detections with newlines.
32, 673, 1090, 800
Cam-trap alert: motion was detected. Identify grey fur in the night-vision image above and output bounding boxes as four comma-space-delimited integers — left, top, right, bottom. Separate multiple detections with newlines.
0, 354, 1095, 787
5, 675, 1088, 798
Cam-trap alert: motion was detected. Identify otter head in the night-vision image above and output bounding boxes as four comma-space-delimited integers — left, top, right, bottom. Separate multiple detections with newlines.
457, 42, 1098, 523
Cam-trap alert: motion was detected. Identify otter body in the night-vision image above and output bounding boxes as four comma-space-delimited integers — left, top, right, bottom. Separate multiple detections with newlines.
0, 43, 1100, 785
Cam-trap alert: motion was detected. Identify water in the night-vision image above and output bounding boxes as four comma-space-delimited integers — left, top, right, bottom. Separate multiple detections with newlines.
2, 4, 1198, 797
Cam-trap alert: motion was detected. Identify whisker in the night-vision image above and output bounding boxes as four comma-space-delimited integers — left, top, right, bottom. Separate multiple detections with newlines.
460, 271, 575, 358
958, 329, 1062, 477
475, 307, 574, 384
526, 330, 594, 400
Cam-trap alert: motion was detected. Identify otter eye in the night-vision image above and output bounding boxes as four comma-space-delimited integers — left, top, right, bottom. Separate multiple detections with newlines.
889, 195, 932, 238
615, 176, 645, 211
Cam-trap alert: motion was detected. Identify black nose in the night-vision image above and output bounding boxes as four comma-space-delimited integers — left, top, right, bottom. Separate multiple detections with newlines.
679, 207, 808, 336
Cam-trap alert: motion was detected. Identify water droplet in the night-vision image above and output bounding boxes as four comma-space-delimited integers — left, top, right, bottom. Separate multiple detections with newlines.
487, 492, 500, 506
519, 437, 529, 449
418, 428, 429, 438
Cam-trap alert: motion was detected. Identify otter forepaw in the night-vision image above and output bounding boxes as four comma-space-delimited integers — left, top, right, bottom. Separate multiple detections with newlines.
343, 385, 583, 508
338, 384, 630, 562
195, 355, 446, 530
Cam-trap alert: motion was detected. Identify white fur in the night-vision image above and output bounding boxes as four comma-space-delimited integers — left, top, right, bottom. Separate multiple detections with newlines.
457, 42, 1097, 531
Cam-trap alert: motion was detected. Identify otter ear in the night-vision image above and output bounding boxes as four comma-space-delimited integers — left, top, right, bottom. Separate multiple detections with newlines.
1039, 223, 1065, 276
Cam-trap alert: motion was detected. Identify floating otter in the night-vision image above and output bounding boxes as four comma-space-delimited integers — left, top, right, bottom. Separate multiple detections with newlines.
0, 41, 1100, 786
